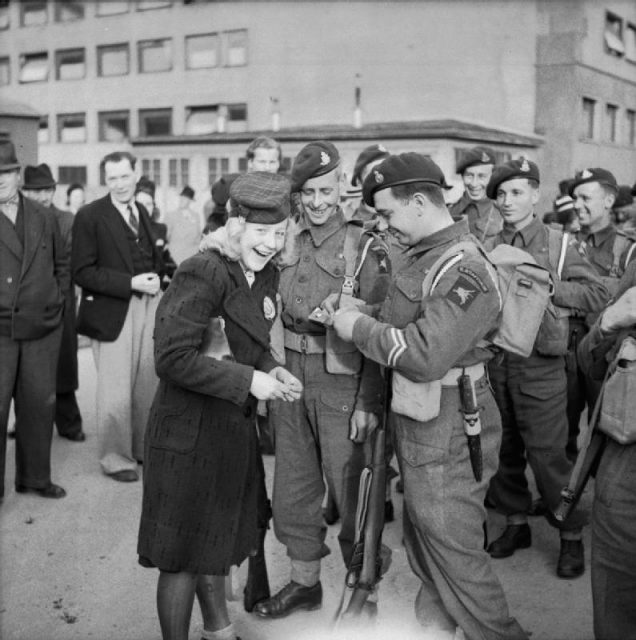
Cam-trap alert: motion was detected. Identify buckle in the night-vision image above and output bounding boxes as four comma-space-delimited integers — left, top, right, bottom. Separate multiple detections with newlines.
300, 335, 308, 352
342, 275, 356, 297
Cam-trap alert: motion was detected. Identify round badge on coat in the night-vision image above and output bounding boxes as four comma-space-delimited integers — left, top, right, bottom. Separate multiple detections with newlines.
263, 296, 276, 320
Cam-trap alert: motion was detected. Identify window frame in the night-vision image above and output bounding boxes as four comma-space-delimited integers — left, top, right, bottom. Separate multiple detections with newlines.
58, 165, 88, 185
185, 32, 220, 70
138, 38, 173, 74
97, 43, 130, 77
581, 97, 597, 140
38, 114, 49, 144
98, 110, 131, 143
19, 51, 49, 84
55, 47, 86, 81
20, 0, 48, 27
96, 1, 130, 17
224, 29, 248, 67
54, 0, 85, 22
605, 103, 619, 143
139, 108, 173, 137
57, 112, 87, 144
0, 56, 10, 86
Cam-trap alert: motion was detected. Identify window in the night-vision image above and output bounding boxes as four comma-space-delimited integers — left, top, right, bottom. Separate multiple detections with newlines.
626, 24, 636, 63
58, 166, 87, 185
0, 0, 10, 30
605, 12, 625, 56
169, 158, 190, 188
185, 33, 219, 69
97, 44, 130, 77
138, 39, 173, 73
627, 110, 636, 146
226, 30, 247, 67
38, 115, 49, 144
581, 97, 596, 139
141, 158, 162, 185
605, 103, 618, 142
55, 0, 84, 22
57, 113, 86, 143
96, 1, 129, 16
20, 0, 47, 26
208, 157, 230, 184
238, 157, 248, 173
0, 57, 9, 86
55, 48, 85, 80
226, 103, 247, 132
139, 108, 172, 137
19, 52, 48, 83
185, 105, 218, 135
98, 110, 130, 142
137, 0, 172, 10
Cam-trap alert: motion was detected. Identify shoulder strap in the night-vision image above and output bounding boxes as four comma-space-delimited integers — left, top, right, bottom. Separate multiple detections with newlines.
422, 240, 481, 296
341, 222, 370, 297
546, 227, 568, 280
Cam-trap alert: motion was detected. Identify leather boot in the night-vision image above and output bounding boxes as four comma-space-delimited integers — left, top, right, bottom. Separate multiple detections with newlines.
254, 581, 322, 619
487, 523, 532, 558
557, 539, 585, 579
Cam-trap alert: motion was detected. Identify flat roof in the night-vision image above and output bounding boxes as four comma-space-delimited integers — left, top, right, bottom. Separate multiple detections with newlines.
0, 99, 41, 119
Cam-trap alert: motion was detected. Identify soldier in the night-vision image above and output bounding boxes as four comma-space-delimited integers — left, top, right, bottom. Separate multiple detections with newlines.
331, 152, 526, 640
346, 144, 390, 222
565, 169, 636, 460
254, 141, 390, 619
484, 159, 608, 578
449, 146, 502, 250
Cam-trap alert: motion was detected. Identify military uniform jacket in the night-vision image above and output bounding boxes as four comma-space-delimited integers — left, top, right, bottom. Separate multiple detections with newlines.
352, 219, 500, 383
0, 195, 69, 340
138, 250, 279, 574
449, 192, 502, 250
72, 195, 166, 342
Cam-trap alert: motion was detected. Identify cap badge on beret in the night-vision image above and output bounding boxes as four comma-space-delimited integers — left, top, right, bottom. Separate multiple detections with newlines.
581, 169, 593, 179
520, 159, 530, 172
378, 144, 388, 153
374, 170, 384, 184
320, 152, 330, 167
263, 296, 276, 321
481, 152, 490, 163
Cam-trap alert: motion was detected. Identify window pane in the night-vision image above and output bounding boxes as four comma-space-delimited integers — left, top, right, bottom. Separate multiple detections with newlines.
605, 104, 618, 142
139, 39, 172, 73
626, 25, 636, 63
98, 44, 129, 76
226, 30, 247, 67
137, 0, 172, 10
581, 98, 595, 139
55, 0, 84, 22
97, 1, 129, 16
58, 166, 87, 185
58, 113, 86, 143
56, 48, 85, 80
627, 110, 636, 146
0, 57, 9, 86
38, 115, 49, 144
186, 33, 218, 69
140, 109, 172, 136
99, 110, 130, 142
185, 106, 217, 135
180, 158, 189, 186
19, 52, 48, 83
605, 12, 625, 56
141, 158, 162, 185
220, 158, 229, 174
238, 157, 248, 173
169, 158, 177, 187
21, 0, 48, 27
0, 0, 10, 29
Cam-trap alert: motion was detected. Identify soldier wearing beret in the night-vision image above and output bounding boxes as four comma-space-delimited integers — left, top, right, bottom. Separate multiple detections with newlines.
449, 146, 502, 250
21, 163, 85, 443
332, 152, 527, 640
138, 171, 302, 640
484, 159, 608, 578
255, 140, 391, 619
345, 143, 390, 223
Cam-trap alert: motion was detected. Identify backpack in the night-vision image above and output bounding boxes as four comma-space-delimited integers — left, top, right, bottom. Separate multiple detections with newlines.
423, 240, 553, 358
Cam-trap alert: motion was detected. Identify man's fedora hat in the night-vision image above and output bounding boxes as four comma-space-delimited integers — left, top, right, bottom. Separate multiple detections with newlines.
23, 163, 56, 189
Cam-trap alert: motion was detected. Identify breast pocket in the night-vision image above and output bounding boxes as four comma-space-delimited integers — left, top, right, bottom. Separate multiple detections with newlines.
387, 273, 423, 327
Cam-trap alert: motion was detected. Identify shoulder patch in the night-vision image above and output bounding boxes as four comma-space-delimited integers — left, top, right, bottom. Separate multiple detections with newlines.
458, 265, 489, 293
446, 275, 481, 310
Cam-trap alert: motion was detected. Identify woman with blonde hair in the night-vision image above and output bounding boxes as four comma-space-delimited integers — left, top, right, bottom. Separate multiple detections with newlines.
137, 172, 302, 640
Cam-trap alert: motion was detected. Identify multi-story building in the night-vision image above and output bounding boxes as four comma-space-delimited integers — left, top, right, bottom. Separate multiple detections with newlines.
0, 0, 634, 216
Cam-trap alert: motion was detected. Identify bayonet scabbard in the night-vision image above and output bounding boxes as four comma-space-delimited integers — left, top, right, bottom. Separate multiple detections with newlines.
458, 373, 483, 482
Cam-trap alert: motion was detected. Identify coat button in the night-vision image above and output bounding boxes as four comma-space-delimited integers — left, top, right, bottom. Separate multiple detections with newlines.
295, 296, 303, 304
303, 256, 310, 262
6, 277, 12, 284
298, 275, 307, 283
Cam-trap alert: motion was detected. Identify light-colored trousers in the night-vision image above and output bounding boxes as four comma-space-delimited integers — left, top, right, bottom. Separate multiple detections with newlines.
91, 293, 160, 475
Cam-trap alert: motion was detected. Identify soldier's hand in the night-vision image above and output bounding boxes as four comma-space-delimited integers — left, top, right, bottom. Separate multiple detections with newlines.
600, 286, 636, 332
320, 292, 340, 316
332, 308, 363, 342
270, 366, 303, 401
131, 272, 160, 296
349, 410, 379, 443
250, 371, 290, 401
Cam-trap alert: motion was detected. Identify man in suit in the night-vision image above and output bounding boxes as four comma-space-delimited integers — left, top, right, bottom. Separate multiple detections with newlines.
0, 141, 68, 500
72, 151, 165, 482
21, 163, 85, 442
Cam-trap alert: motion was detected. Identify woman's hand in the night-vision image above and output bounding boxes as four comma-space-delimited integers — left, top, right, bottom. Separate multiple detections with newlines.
270, 366, 303, 401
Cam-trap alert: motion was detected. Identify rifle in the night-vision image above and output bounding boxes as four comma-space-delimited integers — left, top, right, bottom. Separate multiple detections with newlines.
333, 371, 393, 624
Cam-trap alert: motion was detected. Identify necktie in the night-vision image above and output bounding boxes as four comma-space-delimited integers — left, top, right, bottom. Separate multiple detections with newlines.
127, 204, 139, 235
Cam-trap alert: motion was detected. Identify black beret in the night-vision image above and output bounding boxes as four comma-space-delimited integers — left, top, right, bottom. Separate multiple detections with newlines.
486, 158, 540, 200
136, 175, 156, 198
229, 171, 290, 224
351, 144, 390, 186
614, 185, 634, 209
456, 146, 496, 175
362, 152, 450, 207
290, 140, 340, 192
568, 168, 618, 196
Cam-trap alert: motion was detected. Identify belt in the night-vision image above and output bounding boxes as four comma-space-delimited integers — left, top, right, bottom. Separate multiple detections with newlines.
284, 328, 326, 354
440, 362, 485, 386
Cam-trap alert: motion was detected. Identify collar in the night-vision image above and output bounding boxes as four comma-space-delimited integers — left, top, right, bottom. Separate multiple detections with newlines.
579, 223, 614, 247
110, 194, 138, 218
301, 207, 347, 247
406, 218, 471, 258
455, 192, 492, 215
501, 214, 541, 247
0, 192, 19, 207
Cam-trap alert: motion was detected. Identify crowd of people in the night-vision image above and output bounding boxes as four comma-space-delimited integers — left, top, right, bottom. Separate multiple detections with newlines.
1, 133, 635, 640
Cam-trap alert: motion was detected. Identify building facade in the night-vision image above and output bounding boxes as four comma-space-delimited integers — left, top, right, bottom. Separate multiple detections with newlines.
0, 0, 633, 216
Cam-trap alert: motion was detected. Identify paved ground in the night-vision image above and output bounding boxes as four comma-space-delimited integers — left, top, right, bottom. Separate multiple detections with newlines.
0, 347, 594, 640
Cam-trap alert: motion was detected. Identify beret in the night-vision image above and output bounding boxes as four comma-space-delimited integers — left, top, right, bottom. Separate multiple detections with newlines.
136, 175, 156, 198
180, 185, 195, 199
211, 173, 240, 207
456, 146, 496, 175
614, 185, 634, 209
351, 144, 390, 186
362, 152, 450, 207
23, 163, 56, 189
486, 158, 540, 200
290, 140, 340, 192
568, 167, 618, 196
229, 171, 291, 224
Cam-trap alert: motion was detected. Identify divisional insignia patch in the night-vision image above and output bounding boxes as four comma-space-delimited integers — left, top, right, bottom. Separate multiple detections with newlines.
446, 275, 480, 311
